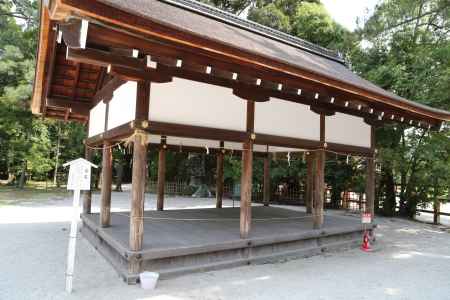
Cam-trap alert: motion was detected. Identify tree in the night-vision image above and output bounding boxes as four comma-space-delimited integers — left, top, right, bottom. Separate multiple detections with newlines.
353, 0, 450, 217
0, 1, 86, 188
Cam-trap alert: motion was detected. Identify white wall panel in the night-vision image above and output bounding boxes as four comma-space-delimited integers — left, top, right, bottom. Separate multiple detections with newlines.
149, 78, 246, 131
255, 98, 320, 141
326, 113, 371, 148
88, 101, 106, 137
107, 81, 137, 130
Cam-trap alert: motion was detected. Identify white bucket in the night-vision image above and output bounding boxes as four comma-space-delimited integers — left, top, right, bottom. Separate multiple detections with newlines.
139, 271, 159, 290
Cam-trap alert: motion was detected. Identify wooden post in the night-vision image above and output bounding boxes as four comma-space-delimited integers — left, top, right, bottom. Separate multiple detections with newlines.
313, 114, 326, 229
130, 80, 150, 253
100, 141, 112, 227
216, 147, 224, 208
365, 126, 376, 220
263, 153, 270, 207
305, 152, 314, 214
313, 150, 325, 229
240, 100, 254, 239
130, 130, 147, 251
156, 142, 166, 211
82, 146, 93, 214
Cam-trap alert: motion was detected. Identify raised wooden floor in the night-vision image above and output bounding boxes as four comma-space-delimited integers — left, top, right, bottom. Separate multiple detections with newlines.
81, 206, 374, 284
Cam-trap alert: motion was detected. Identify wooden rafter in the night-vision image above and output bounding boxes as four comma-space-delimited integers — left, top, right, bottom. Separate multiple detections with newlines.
64, 42, 439, 129
71, 63, 81, 100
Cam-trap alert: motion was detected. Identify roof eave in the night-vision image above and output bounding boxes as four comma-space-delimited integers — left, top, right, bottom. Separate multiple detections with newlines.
42, 0, 450, 123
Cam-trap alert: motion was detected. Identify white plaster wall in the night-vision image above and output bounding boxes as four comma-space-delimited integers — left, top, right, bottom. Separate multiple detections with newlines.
255, 98, 320, 141
149, 78, 246, 131
107, 81, 137, 130
88, 101, 106, 137
326, 113, 371, 148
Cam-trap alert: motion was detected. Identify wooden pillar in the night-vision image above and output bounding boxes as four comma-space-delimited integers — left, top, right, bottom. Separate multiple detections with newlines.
313, 150, 325, 229
365, 125, 376, 220
129, 130, 147, 251
240, 100, 254, 239
130, 80, 150, 252
100, 141, 112, 227
156, 142, 166, 211
313, 114, 326, 229
216, 147, 224, 208
82, 145, 93, 214
263, 153, 270, 207
305, 152, 314, 214
365, 158, 375, 218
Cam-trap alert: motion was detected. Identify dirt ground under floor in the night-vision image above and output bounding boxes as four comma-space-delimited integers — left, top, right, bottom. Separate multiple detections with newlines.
0, 191, 449, 300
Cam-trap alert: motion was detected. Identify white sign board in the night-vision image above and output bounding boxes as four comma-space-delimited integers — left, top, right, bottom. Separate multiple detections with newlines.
62, 158, 97, 293
362, 213, 372, 224
64, 158, 97, 191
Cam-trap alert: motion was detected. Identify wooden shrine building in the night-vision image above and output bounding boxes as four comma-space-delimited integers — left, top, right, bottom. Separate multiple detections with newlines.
32, 0, 450, 283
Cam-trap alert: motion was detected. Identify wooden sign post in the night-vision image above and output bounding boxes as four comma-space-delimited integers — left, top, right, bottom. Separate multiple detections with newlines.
63, 158, 97, 293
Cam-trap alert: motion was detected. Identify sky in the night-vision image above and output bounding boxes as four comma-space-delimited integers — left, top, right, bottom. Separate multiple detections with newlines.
321, 0, 380, 31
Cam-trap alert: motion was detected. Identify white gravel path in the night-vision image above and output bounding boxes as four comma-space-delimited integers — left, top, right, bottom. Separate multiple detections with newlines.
0, 191, 449, 300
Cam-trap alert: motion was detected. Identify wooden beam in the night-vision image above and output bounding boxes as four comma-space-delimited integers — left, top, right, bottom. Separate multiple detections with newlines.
240, 100, 255, 239
85, 121, 133, 146
92, 76, 126, 105
255, 133, 321, 151
71, 63, 81, 100
59, 18, 89, 49
263, 153, 270, 207
130, 130, 147, 252
216, 147, 224, 208
100, 141, 112, 227
145, 121, 248, 143
108, 65, 173, 83
305, 152, 314, 214
310, 105, 335, 116
85, 118, 373, 156
233, 86, 270, 102
42, 22, 58, 117
156, 142, 166, 211
46, 97, 90, 115
67, 47, 142, 69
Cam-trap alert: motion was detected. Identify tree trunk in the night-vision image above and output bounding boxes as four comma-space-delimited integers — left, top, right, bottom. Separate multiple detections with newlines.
18, 160, 27, 189
380, 164, 396, 216
53, 124, 61, 186
115, 160, 124, 192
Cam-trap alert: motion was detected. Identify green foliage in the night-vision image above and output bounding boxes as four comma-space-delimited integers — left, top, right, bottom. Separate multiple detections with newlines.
248, 3, 291, 32
0, 1, 85, 186
353, 0, 450, 216
199, 0, 252, 14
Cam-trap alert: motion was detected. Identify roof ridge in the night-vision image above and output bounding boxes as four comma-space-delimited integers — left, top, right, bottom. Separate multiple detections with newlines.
158, 0, 346, 65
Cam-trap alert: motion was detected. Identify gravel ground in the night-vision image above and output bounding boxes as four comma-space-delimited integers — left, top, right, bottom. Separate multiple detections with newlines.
0, 191, 449, 300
